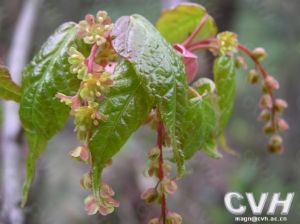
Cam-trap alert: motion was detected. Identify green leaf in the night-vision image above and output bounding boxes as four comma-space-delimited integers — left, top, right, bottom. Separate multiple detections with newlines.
0, 65, 21, 102
181, 96, 221, 160
111, 15, 188, 176
213, 55, 236, 134
21, 134, 47, 207
20, 22, 89, 205
156, 3, 217, 44
89, 60, 153, 202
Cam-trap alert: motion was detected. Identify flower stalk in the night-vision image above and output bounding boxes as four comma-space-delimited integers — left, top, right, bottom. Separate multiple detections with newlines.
157, 118, 167, 223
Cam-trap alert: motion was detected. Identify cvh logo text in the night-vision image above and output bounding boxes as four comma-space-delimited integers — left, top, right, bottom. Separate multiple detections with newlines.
224, 192, 294, 216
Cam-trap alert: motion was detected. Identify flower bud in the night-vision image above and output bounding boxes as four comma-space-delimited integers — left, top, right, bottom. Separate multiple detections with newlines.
160, 179, 178, 195
102, 196, 119, 208
274, 99, 288, 112
85, 14, 95, 25
252, 47, 267, 61
84, 195, 98, 215
100, 183, 115, 198
261, 84, 269, 94
98, 205, 114, 216
259, 95, 273, 109
166, 212, 183, 224
247, 69, 260, 84
165, 179, 178, 194
163, 163, 172, 176
148, 147, 160, 160
80, 172, 92, 189
258, 109, 271, 121
235, 56, 247, 69
96, 11, 108, 23
148, 218, 160, 224
264, 76, 279, 90
69, 145, 90, 162
263, 122, 275, 134
268, 135, 283, 153
141, 188, 158, 203
148, 161, 159, 177
277, 118, 289, 131
56, 93, 81, 110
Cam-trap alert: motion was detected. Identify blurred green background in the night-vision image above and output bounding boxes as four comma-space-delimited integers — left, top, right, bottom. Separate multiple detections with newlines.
0, 0, 299, 223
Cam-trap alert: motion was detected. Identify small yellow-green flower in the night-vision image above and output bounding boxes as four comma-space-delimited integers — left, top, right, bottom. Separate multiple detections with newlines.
79, 72, 113, 101
72, 102, 107, 140
96, 42, 118, 63
78, 11, 113, 46
68, 47, 87, 79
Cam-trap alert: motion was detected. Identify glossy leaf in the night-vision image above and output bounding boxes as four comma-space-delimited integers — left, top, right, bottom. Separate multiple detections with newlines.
111, 15, 188, 176
20, 22, 89, 206
89, 60, 153, 202
181, 95, 221, 160
213, 55, 236, 134
156, 3, 217, 44
0, 65, 21, 102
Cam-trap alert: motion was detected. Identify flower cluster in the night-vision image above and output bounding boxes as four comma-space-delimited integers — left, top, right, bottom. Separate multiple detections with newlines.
239, 46, 289, 153
78, 11, 112, 46
56, 10, 119, 216
142, 147, 182, 224
148, 211, 182, 224
84, 183, 119, 215
259, 81, 288, 152
217, 31, 238, 55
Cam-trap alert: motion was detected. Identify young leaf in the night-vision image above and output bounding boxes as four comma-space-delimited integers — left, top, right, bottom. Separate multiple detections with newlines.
181, 96, 221, 160
156, 3, 217, 44
89, 60, 153, 202
213, 55, 236, 134
0, 65, 21, 102
20, 22, 89, 205
111, 15, 188, 176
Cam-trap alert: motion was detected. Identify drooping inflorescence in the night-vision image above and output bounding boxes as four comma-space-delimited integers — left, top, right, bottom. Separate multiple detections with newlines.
141, 116, 182, 224
236, 45, 289, 153
56, 11, 119, 216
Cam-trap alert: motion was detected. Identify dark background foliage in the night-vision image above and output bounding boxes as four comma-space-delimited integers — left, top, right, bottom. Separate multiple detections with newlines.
0, 0, 299, 223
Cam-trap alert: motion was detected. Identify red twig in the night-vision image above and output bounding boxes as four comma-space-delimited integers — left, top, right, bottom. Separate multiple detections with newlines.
182, 13, 209, 48
157, 116, 166, 223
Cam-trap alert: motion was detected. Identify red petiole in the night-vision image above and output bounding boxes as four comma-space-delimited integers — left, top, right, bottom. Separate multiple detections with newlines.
182, 13, 209, 48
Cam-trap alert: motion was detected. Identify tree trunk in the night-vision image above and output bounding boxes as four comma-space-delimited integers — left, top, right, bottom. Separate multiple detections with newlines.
1, 0, 42, 223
